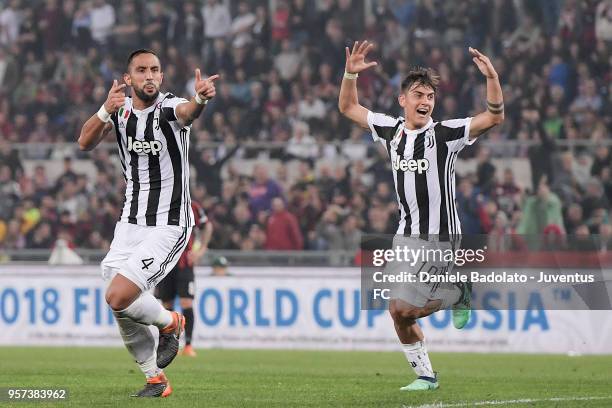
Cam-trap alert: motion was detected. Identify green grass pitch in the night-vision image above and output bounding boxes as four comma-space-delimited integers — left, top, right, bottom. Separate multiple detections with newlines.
0, 347, 611, 407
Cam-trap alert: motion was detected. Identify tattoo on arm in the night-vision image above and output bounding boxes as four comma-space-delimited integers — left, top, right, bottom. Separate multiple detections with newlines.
102, 123, 113, 136
179, 101, 205, 126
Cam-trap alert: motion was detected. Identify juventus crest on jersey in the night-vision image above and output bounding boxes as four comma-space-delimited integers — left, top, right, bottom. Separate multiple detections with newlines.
111, 92, 194, 227
367, 111, 476, 236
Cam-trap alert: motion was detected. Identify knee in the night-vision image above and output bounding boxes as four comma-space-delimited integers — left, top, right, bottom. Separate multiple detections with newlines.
105, 287, 132, 311
389, 307, 420, 323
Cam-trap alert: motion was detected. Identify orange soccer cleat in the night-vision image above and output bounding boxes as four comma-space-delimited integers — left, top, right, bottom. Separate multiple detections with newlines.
131, 371, 173, 398
182, 344, 197, 357
157, 312, 185, 368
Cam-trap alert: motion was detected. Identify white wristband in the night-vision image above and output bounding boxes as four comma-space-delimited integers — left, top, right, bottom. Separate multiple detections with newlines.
195, 93, 209, 105
343, 71, 358, 80
96, 104, 111, 123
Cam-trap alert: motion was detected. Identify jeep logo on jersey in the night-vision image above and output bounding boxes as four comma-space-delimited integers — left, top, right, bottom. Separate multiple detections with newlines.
127, 136, 163, 155
392, 157, 430, 174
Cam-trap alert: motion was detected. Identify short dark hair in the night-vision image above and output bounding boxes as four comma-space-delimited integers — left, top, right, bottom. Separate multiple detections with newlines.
401, 67, 440, 93
126, 49, 159, 71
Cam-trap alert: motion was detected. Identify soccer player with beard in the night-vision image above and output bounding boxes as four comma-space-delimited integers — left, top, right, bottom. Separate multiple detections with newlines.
78, 49, 219, 397
339, 41, 504, 391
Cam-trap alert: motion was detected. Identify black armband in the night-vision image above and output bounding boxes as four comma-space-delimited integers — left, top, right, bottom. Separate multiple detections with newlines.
487, 101, 504, 114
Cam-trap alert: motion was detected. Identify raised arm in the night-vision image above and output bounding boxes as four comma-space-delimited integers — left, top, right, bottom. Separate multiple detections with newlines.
78, 80, 126, 151
468, 47, 504, 139
174, 69, 219, 127
338, 41, 378, 129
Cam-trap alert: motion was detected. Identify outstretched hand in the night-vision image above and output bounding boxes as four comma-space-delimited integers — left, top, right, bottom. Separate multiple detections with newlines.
469, 47, 498, 79
104, 80, 126, 114
345, 41, 378, 74
194, 69, 220, 101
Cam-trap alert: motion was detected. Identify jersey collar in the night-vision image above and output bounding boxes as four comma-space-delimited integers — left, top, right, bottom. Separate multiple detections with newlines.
131, 92, 165, 114
403, 118, 433, 135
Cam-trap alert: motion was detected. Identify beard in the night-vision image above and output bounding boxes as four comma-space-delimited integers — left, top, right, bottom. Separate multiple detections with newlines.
133, 85, 159, 103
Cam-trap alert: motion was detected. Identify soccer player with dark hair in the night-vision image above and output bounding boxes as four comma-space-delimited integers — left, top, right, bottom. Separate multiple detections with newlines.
78, 49, 219, 397
155, 200, 213, 357
339, 41, 504, 391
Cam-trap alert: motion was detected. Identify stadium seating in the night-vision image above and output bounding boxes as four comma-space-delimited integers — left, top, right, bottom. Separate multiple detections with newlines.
0, 0, 609, 255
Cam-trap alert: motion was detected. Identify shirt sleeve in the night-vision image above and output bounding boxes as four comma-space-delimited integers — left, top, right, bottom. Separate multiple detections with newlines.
161, 94, 190, 124
367, 110, 402, 145
437, 117, 474, 153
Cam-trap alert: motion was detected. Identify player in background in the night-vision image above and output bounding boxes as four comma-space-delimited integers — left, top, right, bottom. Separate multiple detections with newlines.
78, 49, 219, 397
211, 255, 230, 276
155, 201, 213, 357
338, 41, 504, 391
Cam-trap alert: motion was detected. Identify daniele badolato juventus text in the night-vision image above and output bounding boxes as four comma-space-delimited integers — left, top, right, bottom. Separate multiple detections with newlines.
373, 268, 595, 284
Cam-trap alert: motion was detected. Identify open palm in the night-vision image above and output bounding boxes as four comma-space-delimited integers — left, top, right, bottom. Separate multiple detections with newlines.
469, 47, 498, 79
345, 41, 378, 74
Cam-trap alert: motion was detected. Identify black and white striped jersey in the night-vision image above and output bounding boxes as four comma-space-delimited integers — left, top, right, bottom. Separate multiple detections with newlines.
110, 92, 194, 227
367, 111, 476, 236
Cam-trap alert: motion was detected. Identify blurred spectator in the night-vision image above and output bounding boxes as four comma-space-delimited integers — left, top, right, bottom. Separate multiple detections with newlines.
0, 164, 20, 218
517, 179, 565, 239
339, 214, 362, 250
0, 46, 20, 96
175, 1, 203, 54
230, 1, 256, 48
504, 14, 541, 53
27, 221, 54, 249
598, 223, 611, 252
271, 0, 290, 46
112, 1, 140, 58
476, 147, 496, 195
591, 146, 610, 177
1, 219, 26, 250
492, 168, 522, 215
265, 197, 303, 250
274, 38, 300, 81
193, 144, 239, 198
595, 0, 612, 41
90, 0, 115, 46
249, 164, 283, 216
55, 157, 78, 192
564, 203, 585, 234
211, 255, 230, 276
0, 0, 21, 46
0, 141, 23, 178
341, 127, 368, 161
581, 179, 609, 219
202, 0, 231, 58
286, 121, 317, 161
456, 177, 484, 234
486, 211, 519, 252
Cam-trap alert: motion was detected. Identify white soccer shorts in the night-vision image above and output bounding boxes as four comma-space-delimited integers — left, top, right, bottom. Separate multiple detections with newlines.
387, 235, 457, 308
101, 222, 192, 292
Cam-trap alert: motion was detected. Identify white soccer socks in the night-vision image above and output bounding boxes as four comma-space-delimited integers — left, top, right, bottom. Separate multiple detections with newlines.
402, 341, 435, 379
115, 292, 173, 329
113, 313, 161, 378
113, 292, 174, 378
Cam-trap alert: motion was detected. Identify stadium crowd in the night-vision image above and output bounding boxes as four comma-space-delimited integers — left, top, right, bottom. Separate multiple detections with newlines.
0, 0, 610, 255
